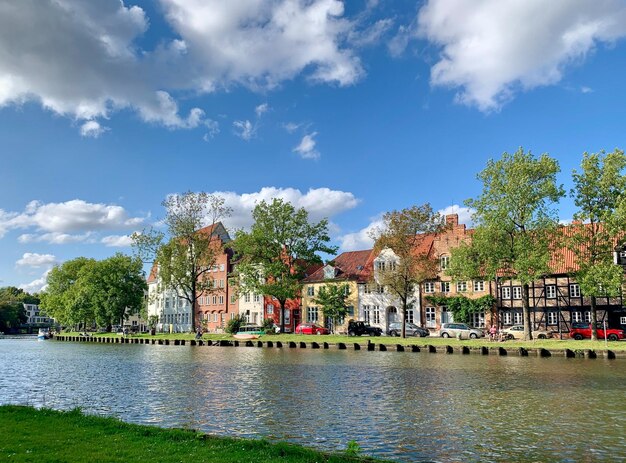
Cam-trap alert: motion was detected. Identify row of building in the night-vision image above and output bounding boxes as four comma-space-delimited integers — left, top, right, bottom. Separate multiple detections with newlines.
146, 215, 626, 336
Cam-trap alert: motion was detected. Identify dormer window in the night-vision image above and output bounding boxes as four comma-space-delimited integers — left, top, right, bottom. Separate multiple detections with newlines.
440, 255, 450, 270
376, 261, 385, 271
323, 265, 336, 279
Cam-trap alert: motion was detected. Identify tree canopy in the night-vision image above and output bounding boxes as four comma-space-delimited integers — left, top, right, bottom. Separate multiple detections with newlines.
313, 283, 351, 333
448, 148, 564, 340
568, 149, 626, 339
132, 191, 232, 332
230, 198, 337, 333
370, 203, 446, 338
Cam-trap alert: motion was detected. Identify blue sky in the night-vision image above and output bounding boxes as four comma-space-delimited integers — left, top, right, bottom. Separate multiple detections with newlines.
1, 0, 626, 292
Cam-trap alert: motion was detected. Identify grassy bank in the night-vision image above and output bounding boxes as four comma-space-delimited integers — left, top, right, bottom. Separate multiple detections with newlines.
0, 406, 389, 463
60, 331, 626, 352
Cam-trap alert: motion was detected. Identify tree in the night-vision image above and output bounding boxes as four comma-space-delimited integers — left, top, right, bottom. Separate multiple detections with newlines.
313, 283, 350, 333
88, 254, 147, 328
370, 203, 447, 338
569, 149, 626, 340
448, 148, 564, 340
0, 301, 27, 332
40, 258, 97, 329
230, 198, 337, 333
132, 191, 232, 332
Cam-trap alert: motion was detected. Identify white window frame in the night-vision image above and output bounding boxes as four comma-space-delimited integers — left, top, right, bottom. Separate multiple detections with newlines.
546, 285, 556, 299
512, 286, 522, 300
441, 282, 450, 293
307, 306, 318, 323
307, 286, 314, 296
584, 311, 592, 323
425, 307, 436, 328
424, 282, 435, 293
440, 255, 450, 270
456, 281, 467, 292
373, 306, 381, 324
363, 306, 371, 323
547, 311, 558, 325
572, 311, 582, 322
501, 287, 511, 299
503, 312, 512, 325
514, 311, 523, 325
473, 281, 485, 292
470, 312, 485, 328
570, 284, 580, 298
620, 316, 626, 325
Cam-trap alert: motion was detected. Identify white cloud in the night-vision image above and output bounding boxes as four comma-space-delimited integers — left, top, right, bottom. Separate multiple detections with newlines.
80, 120, 108, 138
293, 132, 320, 160
0, 0, 364, 133
233, 120, 256, 141
101, 234, 133, 247
203, 119, 220, 141
15, 253, 57, 268
283, 122, 302, 133
580, 86, 594, 94
416, 0, 626, 111
0, 199, 145, 243
349, 18, 394, 47
337, 216, 383, 251
211, 187, 360, 231
438, 204, 475, 226
19, 269, 51, 294
255, 103, 270, 117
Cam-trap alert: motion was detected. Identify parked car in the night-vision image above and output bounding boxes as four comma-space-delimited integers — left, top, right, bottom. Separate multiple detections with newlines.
347, 320, 382, 337
387, 322, 430, 337
569, 323, 625, 341
295, 323, 329, 335
501, 325, 553, 340
439, 323, 483, 339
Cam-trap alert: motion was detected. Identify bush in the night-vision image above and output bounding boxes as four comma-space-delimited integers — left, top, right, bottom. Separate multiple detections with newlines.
225, 314, 247, 334
261, 318, 275, 332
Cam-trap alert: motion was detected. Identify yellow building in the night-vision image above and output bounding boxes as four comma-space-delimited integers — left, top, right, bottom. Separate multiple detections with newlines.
301, 250, 373, 333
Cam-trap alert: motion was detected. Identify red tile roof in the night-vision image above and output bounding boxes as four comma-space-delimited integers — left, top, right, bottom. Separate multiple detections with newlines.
303, 250, 374, 283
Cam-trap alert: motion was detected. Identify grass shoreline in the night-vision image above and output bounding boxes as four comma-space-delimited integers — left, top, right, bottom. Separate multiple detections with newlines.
57, 330, 626, 352
0, 405, 391, 463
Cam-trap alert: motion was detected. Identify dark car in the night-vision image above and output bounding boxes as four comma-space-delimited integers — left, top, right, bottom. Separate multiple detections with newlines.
387, 322, 430, 337
347, 320, 382, 337
570, 322, 625, 341
295, 323, 329, 335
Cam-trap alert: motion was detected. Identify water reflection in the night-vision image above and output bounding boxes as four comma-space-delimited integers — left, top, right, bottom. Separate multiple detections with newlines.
1, 338, 626, 462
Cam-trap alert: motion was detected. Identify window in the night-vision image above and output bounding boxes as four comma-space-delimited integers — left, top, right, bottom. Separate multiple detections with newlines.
470, 312, 485, 328
456, 281, 467, 292
231, 313, 235, 320
244, 293, 251, 303
501, 287, 511, 299
219, 296, 224, 304
220, 264, 225, 272
230, 294, 236, 304
307, 307, 319, 323
266, 304, 274, 315
373, 306, 381, 324
253, 294, 261, 303
219, 279, 224, 288
441, 282, 450, 293
363, 306, 371, 323
426, 307, 436, 328
376, 285, 385, 294
212, 295, 217, 305
441, 307, 453, 324
424, 282, 436, 293
474, 281, 485, 292
440, 255, 449, 269
503, 312, 512, 325
514, 311, 523, 325
213, 313, 218, 322
364, 284, 371, 294
376, 261, 385, 271
344, 286, 350, 296
547, 312, 558, 325
512, 286, 522, 300
584, 311, 591, 322
570, 284, 580, 297
406, 309, 415, 324
621, 316, 626, 325
307, 286, 315, 296
546, 285, 556, 299
572, 311, 582, 322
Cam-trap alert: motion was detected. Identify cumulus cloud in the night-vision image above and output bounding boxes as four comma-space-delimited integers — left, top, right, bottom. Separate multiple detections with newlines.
337, 216, 383, 251
255, 103, 270, 117
80, 120, 108, 138
416, 0, 626, 111
0, 0, 364, 133
233, 120, 256, 140
293, 132, 320, 160
209, 187, 360, 231
0, 199, 145, 243
19, 269, 51, 294
101, 234, 133, 247
15, 253, 57, 268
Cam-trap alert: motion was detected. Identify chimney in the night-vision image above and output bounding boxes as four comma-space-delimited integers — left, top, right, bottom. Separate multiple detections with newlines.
445, 214, 459, 226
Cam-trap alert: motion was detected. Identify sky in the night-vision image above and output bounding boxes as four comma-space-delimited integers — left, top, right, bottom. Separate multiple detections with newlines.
1, 0, 626, 293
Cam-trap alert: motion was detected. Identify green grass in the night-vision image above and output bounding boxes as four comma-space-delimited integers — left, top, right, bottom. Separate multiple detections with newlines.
0, 406, 390, 463
60, 330, 626, 351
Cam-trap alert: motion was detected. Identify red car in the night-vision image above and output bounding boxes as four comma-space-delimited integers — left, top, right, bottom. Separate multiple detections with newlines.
295, 323, 329, 335
569, 323, 625, 341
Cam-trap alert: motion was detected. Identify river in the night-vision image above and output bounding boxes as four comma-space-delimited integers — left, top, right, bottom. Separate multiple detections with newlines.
1, 337, 625, 462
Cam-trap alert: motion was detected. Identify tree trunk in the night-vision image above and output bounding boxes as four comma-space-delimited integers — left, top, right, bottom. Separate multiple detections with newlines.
590, 295, 598, 341
191, 280, 196, 333
401, 299, 407, 339
522, 283, 533, 340
280, 300, 286, 334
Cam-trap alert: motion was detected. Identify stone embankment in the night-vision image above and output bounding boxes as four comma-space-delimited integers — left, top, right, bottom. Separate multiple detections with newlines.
53, 335, 625, 359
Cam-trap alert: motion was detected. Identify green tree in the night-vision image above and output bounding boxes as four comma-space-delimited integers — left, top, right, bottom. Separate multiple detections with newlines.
569, 149, 626, 340
40, 258, 97, 329
448, 148, 564, 340
0, 287, 40, 305
0, 301, 27, 332
230, 198, 337, 333
132, 191, 232, 332
313, 283, 350, 333
370, 204, 446, 338
87, 254, 147, 328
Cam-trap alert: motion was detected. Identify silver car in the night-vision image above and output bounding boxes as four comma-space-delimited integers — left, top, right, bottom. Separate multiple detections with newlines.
387, 322, 430, 337
439, 323, 483, 339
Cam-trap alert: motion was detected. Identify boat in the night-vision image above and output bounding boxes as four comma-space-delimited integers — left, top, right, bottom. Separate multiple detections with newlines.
233, 324, 265, 340
37, 328, 52, 340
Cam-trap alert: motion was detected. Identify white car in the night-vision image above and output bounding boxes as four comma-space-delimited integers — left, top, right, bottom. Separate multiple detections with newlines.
501, 325, 553, 340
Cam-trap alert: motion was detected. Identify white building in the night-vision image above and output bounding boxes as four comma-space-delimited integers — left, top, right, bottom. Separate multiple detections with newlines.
23, 303, 54, 326
238, 291, 264, 325
146, 269, 192, 333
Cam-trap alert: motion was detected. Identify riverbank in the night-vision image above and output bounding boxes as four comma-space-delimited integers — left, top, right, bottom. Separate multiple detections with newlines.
0, 406, 390, 463
56, 331, 626, 357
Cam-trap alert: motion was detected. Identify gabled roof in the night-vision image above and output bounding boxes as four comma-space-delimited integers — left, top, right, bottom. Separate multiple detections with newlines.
303, 250, 373, 283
